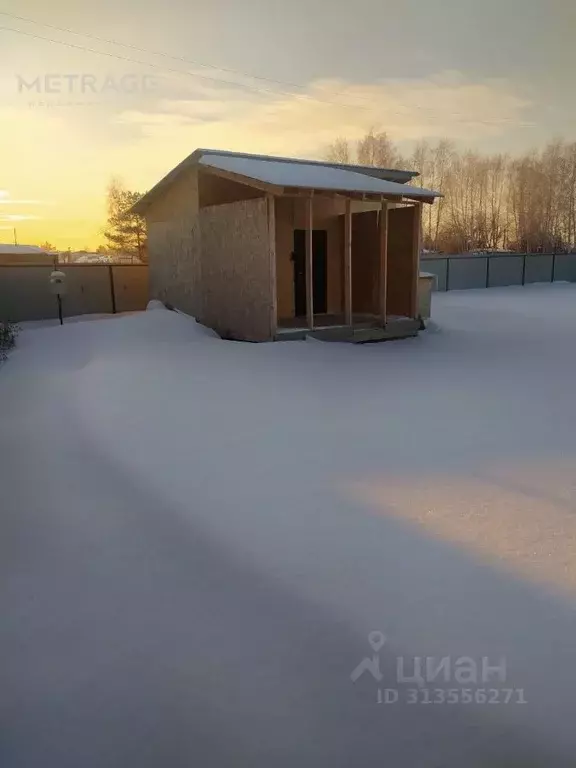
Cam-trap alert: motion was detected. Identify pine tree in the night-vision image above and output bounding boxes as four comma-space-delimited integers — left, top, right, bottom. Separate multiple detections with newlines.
104, 178, 147, 263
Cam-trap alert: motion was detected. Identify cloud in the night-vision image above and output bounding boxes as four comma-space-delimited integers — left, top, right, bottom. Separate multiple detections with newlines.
114, 70, 534, 161
0, 190, 53, 245
0, 199, 52, 204
0, 70, 536, 250
0, 190, 48, 222
0, 213, 40, 221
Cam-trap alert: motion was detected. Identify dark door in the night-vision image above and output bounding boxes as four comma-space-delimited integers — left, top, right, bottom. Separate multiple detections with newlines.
292, 229, 328, 317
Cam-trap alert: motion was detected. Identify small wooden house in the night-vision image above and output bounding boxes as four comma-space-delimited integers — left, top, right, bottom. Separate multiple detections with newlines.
134, 149, 439, 342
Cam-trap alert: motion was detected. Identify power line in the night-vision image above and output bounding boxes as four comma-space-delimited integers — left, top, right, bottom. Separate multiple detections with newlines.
0, 10, 328, 97
0, 20, 375, 111
0, 26, 295, 98
0, 10, 537, 124
0, 14, 536, 126
0, 9, 434, 112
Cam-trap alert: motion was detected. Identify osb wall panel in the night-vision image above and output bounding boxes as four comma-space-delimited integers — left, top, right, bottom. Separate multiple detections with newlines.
199, 171, 265, 208
145, 167, 202, 317
200, 197, 272, 341
146, 166, 198, 224
275, 196, 345, 320
351, 210, 379, 314
387, 206, 417, 317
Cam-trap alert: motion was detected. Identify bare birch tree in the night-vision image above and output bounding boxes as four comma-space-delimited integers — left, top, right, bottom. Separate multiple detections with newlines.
322, 131, 576, 253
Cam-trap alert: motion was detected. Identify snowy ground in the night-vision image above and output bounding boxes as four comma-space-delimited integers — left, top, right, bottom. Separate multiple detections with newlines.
2, 284, 576, 767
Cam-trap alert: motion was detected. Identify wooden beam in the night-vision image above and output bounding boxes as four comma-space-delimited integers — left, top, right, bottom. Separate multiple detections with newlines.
344, 198, 352, 325
267, 193, 277, 338
306, 195, 314, 329
379, 199, 389, 325
410, 202, 422, 319
283, 187, 311, 197
280, 187, 404, 203
199, 165, 284, 196
403, 195, 436, 206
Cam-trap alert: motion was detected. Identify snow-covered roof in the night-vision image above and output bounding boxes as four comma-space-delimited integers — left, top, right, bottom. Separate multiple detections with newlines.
198, 153, 439, 201
0, 244, 49, 254
133, 148, 437, 214
195, 148, 417, 183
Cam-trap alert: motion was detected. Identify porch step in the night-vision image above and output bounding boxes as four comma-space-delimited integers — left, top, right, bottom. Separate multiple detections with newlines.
308, 319, 420, 343
349, 320, 420, 343
276, 318, 421, 343
307, 326, 355, 341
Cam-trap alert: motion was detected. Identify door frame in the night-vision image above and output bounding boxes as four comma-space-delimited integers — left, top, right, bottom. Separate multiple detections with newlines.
292, 228, 328, 318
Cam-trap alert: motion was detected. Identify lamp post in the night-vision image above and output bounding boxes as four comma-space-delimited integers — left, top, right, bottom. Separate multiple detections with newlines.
49, 270, 67, 325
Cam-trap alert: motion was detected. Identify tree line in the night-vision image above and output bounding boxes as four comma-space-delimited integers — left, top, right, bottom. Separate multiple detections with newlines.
326, 131, 576, 254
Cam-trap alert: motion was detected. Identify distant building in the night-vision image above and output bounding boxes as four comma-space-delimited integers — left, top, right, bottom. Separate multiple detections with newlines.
110, 253, 144, 265
0, 244, 55, 265
66, 251, 110, 264
65, 251, 143, 265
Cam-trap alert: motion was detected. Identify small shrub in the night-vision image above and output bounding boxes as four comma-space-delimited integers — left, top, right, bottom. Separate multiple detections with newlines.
0, 321, 19, 361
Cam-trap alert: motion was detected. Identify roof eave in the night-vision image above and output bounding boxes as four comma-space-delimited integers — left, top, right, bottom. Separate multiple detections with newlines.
132, 148, 434, 215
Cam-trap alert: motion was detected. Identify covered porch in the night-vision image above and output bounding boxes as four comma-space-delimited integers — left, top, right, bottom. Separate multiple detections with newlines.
273, 191, 425, 342
189, 150, 439, 342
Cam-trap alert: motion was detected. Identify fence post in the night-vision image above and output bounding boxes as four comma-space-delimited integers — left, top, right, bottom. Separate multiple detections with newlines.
552, 251, 556, 283
485, 255, 490, 288
108, 264, 117, 314
445, 257, 450, 291
521, 253, 526, 285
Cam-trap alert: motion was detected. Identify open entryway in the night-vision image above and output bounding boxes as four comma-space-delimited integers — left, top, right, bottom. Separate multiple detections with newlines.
292, 229, 328, 317
274, 195, 424, 341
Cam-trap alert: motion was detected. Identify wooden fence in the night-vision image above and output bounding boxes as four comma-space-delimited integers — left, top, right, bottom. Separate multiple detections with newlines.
0, 263, 148, 323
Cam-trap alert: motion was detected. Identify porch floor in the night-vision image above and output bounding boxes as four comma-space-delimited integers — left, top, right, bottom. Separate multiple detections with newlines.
275, 314, 420, 343
277, 313, 381, 331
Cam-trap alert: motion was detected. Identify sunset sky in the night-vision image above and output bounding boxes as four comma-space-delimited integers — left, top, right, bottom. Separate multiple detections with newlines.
1, 0, 575, 250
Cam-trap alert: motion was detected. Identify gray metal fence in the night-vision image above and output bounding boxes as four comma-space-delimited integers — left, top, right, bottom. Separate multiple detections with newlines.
422, 252, 576, 292
0, 263, 149, 323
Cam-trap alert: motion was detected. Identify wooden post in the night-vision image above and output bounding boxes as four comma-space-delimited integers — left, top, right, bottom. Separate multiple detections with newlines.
306, 195, 314, 329
379, 198, 388, 325
521, 253, 527, 285
344, 198, 352, 325
267, 194, 277, 338
411, 203, 422, 318
108, 264, 117, 314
